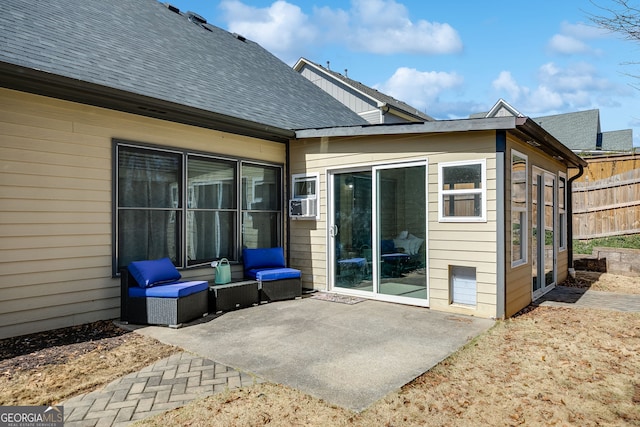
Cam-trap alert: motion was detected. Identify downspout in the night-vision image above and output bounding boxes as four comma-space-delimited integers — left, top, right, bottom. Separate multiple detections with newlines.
495, 131, 506, 319
567, 164, 584, 272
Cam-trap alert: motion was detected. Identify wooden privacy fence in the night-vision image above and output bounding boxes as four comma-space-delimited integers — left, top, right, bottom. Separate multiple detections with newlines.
572, 168, 640, 240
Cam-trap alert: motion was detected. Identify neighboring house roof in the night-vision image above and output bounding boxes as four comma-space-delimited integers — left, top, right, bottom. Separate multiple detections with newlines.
476, 100, 633, 153
601, 129, 633, 151
0, 0, 366, 141
471, 99, 525, 119
533, 109, 602, 152
294, 58, 434, 124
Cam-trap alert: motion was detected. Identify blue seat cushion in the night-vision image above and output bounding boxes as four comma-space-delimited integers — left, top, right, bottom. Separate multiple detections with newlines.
338, 257, 367, 268
128, 281, 208, 298
128, 258, 181, 288
382, 253, 411, 262
246, 267, 301, 281
243, 247, 286, 271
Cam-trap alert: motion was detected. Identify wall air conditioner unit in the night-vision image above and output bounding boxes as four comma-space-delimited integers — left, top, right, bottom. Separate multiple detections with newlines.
289, 198, 317, 219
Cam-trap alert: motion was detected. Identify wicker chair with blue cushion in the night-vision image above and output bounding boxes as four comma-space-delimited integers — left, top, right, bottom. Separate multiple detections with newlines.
242, 247, 302, 302
120, 258, 208, 327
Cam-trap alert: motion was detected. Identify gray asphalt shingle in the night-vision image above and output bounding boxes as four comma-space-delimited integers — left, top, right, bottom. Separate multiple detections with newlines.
533, 109, 601, 151
0, 0, 366, 131
601, 129, 633, 151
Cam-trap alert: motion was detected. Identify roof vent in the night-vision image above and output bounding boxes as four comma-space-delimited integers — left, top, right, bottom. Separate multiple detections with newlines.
233, 33, 247, 42
186, 11, 212, 31
164, 3, 180, 14
186, 11, 207, 25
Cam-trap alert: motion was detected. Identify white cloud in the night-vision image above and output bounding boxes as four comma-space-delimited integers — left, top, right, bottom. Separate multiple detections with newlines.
220, 0, 317, 63
491, 62, 625, 115
376, 67, 464, 112
492, 71, 526, 102
348, 0, 462, 54
547, 21, 608, 55
538, 62, 612, 92
350, 0, 409, 27
219, 0, 462, 63
548, 34, 591, 55
560, 22, 609, 39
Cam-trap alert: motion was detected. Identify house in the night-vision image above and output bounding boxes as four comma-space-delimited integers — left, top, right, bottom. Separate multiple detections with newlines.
473, 99, 634, 154
0, 0, 365, 339
0, 1, 586, 338
289, 117, 586, 319
294, 58, 434, 124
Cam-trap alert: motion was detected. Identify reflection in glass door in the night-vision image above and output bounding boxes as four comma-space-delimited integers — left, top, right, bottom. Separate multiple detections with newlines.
329, 162, 427, 305
331, 171, 373, 290
532, 168, 556, 298
376, 164, 427, 300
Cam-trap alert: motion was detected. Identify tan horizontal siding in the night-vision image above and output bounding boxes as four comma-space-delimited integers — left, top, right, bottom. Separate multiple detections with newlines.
290, 131, 499, 318
505, 264, 532, 317
503, 137, 572, 317
0, 88, 284, 339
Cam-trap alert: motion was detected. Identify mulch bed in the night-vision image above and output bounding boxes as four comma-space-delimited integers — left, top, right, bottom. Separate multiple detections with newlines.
0, 320, 132, 371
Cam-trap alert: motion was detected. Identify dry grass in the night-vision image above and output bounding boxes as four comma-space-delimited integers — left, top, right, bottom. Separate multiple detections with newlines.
0, 333, 179, 406
2, 272, 639, 426
565, 271, 640, 294
135, 306, 640, 427
133, 272, 640, 427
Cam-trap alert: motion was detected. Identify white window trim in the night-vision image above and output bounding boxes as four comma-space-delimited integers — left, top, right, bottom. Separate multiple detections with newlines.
438, 159, 487, 222
291, 172, 320, 220
511, 150, 528, 268
558, 171, 567, 252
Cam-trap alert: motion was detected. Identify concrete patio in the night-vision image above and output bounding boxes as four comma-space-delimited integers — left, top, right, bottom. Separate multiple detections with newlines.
129, 296, 495, 411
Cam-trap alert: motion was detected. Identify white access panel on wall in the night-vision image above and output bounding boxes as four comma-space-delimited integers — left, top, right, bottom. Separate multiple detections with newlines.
451, 265, 477, 306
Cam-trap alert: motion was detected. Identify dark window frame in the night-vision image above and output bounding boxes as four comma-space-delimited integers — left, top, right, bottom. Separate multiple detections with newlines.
112, 140, 283, 276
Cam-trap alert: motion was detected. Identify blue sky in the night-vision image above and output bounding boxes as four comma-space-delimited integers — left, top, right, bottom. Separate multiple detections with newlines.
164, 0, 640, 146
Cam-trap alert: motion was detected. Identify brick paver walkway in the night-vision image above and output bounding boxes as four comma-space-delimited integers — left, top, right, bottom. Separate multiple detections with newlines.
62, 352, 262, 427
534, 285, 640, 312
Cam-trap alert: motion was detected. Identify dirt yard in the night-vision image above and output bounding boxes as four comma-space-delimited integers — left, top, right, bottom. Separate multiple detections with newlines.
1, 272, 639, 426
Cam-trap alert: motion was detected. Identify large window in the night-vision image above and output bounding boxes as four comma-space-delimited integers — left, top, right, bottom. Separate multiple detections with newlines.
115, 142, 281, 274
511, 151, 528, 266
438, 159, 486, 222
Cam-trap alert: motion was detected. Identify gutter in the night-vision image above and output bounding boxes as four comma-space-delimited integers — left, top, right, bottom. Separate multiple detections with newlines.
381, 103, 433, 123
514, 117, 588, 169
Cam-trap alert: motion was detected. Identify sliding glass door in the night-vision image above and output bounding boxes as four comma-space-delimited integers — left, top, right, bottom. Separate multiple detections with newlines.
329, 161, 428, 305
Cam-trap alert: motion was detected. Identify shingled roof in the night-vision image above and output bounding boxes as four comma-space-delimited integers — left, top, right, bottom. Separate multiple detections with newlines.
533, 110, 602, 151
0, 0, 366, 140
294, 58, 434, 123
475, 101, 633, 153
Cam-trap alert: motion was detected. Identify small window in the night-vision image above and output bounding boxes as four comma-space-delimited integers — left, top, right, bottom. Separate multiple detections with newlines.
438, 160, 486, 222
291, 173, 320, 219
511, 151, 528, 266
292, 173, 319, 199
